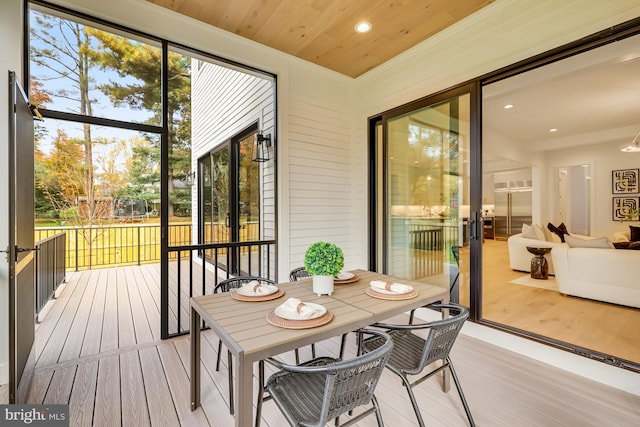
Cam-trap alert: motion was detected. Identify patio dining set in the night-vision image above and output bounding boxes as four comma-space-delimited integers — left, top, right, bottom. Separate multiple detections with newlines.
190, 269, 475, 427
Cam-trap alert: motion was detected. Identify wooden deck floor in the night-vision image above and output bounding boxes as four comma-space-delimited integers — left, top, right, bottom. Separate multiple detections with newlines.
29, 264, 640, 426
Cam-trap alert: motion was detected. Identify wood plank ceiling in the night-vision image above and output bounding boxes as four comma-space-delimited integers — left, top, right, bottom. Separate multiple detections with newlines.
146, 0, 495, 77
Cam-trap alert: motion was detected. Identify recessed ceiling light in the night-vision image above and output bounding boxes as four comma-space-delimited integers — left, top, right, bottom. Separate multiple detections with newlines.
354, 21, 372, 33
503, 104, 514, 109
549, 128, 558, 132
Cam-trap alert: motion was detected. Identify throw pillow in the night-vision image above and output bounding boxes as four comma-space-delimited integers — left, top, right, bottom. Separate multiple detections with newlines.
564, 234, 613, 249
630, 225, 640, 242
532, 224, 547, 241
547, 222, 569, 242
543, 227, 561, 243
521, 224, 538, 240
613, 241, 640, 250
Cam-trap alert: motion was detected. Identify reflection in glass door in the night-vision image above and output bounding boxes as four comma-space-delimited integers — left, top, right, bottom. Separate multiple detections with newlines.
199, 126, 261, 275
384, 94, 471, 304
200, 144, 230, 267
238, 134, 260, 244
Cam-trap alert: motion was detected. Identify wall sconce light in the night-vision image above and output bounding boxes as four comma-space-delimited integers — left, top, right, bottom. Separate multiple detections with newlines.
252, 131, 272, 162
185, 171, 196, 186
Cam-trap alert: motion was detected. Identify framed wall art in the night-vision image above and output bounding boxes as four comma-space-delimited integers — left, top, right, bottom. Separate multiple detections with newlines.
612, 196, 640, 221
612, 168, 639, 194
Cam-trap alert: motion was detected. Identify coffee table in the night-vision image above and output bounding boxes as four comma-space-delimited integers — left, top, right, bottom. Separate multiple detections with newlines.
526, 246, 552, 280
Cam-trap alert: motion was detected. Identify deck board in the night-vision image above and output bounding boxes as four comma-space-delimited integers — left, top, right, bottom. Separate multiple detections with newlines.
116, 267, 137, 347
100, 268, 120, 352
120, 350, 150, 427
94, 354, 121, 427
29, 264, 640, 427
139, 346, 180, 426
58, 271, 98, 363
124, 266, 154, 343
81, 269, 107, 358
34, 270, 85, 365
68, 360, 98, 427
156, 341, 210, 426
43, 365, 75, 405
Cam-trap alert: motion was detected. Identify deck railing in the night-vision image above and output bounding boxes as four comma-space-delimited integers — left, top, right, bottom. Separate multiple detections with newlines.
34, 222, 262, 272
167, 239, 276, 337
34, 223, 193, 271
35, 232, 66, 315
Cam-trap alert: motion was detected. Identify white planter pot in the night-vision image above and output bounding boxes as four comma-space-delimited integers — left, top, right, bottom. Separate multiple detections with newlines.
312, 275, 334, 296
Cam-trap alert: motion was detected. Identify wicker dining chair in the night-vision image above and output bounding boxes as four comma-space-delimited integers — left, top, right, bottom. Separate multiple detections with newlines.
213, 275, 275, 415
289, 266, 310, 281
360, 303, 475, 427
257, 329, 393, 427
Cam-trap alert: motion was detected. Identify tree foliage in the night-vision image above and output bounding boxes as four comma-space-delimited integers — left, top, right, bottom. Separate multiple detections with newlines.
30, 10, 193, 221
88, 29, 192, 217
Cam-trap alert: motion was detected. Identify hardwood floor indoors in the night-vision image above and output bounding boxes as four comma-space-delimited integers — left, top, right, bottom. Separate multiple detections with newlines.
468, 239, 640, 365
27, 263, 640, 426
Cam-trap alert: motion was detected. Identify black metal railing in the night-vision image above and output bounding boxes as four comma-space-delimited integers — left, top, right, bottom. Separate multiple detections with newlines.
35, 232, 66, 316
166, 239, 276, 337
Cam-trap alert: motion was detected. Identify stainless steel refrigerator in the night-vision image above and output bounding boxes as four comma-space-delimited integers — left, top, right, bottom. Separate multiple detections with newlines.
494, 180, 532, 239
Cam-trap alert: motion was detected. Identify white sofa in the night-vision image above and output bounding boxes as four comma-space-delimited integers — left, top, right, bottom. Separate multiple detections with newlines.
551, 246, 640, 308
507, 233, 564, 275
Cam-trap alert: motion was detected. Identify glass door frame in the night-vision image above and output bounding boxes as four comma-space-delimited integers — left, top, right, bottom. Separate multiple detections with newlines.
368, 82, 482, 321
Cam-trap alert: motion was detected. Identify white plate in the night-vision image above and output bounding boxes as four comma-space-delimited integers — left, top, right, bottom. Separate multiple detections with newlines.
369, 285, 413, 295
335, 271, 355, 280
236, 284, 278, 297
274, 302, 327, 320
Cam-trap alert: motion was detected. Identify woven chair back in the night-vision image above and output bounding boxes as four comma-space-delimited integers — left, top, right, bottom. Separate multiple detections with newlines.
420, 305, 469, 368
213, 276, 275, 294
289, 267, 309, 282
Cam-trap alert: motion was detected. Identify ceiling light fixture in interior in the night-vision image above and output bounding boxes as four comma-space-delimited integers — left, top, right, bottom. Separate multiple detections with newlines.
549, 128, 558, 132
354, 21, 372, 33
503, 104, 514, 109
620, 131, 640, 152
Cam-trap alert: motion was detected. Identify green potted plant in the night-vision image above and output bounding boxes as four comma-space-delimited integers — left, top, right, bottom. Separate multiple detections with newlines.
304, 241, 344, 295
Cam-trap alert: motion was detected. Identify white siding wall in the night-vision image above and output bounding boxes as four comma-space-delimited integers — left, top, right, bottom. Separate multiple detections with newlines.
191, 60, 275, 241
285, 69, 353, 273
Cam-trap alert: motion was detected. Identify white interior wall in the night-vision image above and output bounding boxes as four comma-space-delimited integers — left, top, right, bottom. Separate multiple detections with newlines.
545, 140, 639, 239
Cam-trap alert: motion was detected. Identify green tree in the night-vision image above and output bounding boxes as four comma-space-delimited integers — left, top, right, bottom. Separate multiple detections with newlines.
31, 77, 54, 218
117, 135, 161, 209
38, 129, 86, 221
30, 11, 99, 219
88, 30, 192, 217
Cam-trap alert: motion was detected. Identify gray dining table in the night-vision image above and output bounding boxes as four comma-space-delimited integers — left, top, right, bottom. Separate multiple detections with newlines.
190, 269, 449, 427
